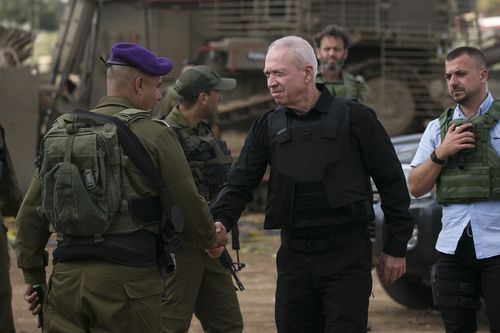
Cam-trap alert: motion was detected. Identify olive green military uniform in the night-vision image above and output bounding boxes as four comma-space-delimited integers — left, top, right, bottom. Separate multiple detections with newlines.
154, 84, 180, 119
15, 97, 218, 333
316, 71, 375, 108
0, 125, 23, 333
160, 107, 243, 333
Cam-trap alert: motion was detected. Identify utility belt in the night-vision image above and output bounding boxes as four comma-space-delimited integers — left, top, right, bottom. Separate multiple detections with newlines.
52, 196, 175, 268
53, 230, 158, 267
281, 224, 368, 253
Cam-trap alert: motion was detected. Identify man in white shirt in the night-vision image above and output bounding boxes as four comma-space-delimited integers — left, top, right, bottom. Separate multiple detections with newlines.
409, 46, 500, 333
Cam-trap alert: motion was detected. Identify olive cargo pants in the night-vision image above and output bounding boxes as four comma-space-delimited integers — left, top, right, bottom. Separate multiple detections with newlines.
43, 261, 163, 333
160, 246, 243, 333
0, 222, 15, 333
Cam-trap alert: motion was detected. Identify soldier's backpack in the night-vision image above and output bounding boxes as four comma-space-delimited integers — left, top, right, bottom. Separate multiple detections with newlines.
38, 108, 159, 239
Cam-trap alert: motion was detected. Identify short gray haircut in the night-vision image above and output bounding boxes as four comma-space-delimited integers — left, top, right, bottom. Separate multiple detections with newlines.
267, 36, 317, 78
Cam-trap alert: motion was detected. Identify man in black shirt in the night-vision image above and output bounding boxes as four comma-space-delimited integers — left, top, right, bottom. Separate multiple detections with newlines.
211, 36, 414, 333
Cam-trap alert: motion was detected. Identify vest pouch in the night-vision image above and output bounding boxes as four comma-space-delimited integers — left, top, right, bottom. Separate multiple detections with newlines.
438, 166, 490, 203
323, 161, 371, 210
491, 168, 500, 199
265, 168, 294, 229
40, 118, 123, 237
42, 161, 111, 236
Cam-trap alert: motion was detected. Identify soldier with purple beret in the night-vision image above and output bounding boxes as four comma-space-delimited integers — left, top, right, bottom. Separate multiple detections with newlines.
17, 42, 228, 333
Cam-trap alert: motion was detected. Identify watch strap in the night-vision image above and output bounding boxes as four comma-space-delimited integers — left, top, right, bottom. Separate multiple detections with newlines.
430, 150, 445, 165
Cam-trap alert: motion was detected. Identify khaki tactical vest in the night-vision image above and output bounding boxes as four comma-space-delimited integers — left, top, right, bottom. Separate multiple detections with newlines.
38, 109, 159, 240
167, 121, 232, 201
437, 101, 500, 203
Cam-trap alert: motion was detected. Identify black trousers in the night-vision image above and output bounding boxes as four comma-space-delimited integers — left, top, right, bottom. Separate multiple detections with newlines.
437, 228, 500, 333
275, 236, 372, 333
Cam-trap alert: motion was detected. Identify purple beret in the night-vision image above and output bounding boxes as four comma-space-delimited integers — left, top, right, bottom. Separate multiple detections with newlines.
107, 42, 173, 76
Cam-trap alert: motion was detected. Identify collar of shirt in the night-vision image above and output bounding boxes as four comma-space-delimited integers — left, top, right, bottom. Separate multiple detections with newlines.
166, 106, 208, 135
284, 84, 332, 116
453, 92, 494, 119
94, 96, 137, 113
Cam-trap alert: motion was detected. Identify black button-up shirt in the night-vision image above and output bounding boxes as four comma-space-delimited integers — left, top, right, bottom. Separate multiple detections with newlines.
211, 85, 414, 257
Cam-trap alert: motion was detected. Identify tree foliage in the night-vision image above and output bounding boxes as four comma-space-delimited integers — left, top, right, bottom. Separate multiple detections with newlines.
0, 0, 61, 31
478, 0, 500, 16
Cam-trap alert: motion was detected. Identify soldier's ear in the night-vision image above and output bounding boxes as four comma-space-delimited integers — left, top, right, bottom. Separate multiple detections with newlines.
198, 91, 209, 105
134, 76, 144, 95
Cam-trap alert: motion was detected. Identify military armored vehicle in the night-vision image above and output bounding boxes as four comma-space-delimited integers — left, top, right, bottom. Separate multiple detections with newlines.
1, 0, 480, 192
42, 0, 478, 136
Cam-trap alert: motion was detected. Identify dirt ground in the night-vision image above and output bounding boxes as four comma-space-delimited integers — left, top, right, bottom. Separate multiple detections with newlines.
7, 215, 490, 333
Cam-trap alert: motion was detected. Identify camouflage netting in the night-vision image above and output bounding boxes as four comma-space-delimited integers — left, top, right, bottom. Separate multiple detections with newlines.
0, 26, 34, 68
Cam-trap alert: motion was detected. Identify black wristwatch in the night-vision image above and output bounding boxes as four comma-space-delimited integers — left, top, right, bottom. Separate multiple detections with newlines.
430, 150, 445, 165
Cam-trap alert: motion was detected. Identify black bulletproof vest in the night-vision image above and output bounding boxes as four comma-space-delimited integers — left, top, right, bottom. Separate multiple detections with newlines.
264, 97, 374, 229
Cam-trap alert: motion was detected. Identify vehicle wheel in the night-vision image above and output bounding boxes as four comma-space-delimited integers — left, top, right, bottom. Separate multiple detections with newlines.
366, 76, 415, 136
352, 57, 438, 135
376, 267, 435, 309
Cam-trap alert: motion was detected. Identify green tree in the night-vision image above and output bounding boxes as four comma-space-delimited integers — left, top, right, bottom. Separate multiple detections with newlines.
0, 0, 61, 31
478, 0, 500, 16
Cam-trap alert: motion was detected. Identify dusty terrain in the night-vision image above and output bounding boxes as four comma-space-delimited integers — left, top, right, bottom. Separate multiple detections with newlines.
7, 216, 489, 333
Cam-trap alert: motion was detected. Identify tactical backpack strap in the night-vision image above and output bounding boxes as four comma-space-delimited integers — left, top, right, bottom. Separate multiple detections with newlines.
72, 109, 165, 193
323, 96, 350, 139
268, 106, 290, 149
439, 108, 455, 141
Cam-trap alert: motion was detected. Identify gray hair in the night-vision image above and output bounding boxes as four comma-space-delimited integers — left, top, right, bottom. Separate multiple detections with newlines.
268, 36, 317, 78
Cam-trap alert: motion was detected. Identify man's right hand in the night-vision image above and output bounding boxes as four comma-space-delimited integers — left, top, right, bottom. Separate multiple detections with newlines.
437, 122, 475, 159
214, 221, 228, 247
206, 221, 228, 258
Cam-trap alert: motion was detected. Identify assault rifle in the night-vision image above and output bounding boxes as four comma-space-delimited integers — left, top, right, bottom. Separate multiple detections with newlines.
219, 224, 245, 291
